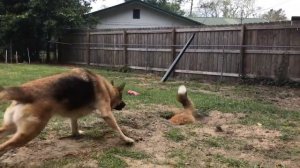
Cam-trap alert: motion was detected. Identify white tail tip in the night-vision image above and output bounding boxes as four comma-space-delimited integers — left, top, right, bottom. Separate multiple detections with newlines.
178, 85, 187, 94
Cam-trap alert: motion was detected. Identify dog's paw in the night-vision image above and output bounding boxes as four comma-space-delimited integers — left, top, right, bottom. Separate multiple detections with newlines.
124, 137, 135, 144
78, 130, 85, 134
71, 130, 84, 137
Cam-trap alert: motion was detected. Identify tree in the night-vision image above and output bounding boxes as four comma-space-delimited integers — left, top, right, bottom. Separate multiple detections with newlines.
196, 0, 259, 18
189, 0, 194, 16
262, 9, 287, 22
0, 0, 96, 63
197, 0, 221, 17
125, 0, 185, 15
0, 0, 32, 61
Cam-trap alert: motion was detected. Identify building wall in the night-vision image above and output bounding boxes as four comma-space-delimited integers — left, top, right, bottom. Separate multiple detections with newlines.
94, 4, 196, 29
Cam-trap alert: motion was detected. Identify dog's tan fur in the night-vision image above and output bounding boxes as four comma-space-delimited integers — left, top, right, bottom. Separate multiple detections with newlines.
0, 68, 134, 155
169, 85, 196, 125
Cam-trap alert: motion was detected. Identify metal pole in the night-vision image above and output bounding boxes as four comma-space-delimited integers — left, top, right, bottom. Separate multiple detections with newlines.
27, 48, 31, 64
160, 33, 195, 82
10, 40, 12, 63
15, 51, 18, 64
5, 50, 7, 63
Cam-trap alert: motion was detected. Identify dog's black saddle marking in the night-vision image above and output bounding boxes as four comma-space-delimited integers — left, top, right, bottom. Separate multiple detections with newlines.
52, 76, 96, 110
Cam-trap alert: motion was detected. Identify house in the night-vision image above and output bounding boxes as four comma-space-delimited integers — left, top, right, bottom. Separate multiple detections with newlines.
189, 17, 268, 25
89, 0, 202, 29
89, 0, 268, 29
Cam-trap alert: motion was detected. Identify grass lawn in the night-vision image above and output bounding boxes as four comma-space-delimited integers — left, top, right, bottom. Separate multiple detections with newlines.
0, 63, 299, 167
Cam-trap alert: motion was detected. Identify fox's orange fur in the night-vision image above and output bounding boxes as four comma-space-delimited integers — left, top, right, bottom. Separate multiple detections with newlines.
169, 85, 196, 125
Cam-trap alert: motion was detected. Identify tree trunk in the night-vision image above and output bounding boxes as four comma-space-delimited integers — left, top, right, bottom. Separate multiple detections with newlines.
189, 0, 194, 16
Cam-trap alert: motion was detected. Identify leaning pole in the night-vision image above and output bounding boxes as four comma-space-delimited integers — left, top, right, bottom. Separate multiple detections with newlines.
160, 33, 195, 82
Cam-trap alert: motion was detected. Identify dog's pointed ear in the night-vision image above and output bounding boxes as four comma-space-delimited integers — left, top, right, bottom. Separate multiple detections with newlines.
111, 80, 114, 86
117, 82, 126, 92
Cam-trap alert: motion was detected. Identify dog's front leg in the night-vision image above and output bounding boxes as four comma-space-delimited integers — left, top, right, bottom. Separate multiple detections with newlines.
70, 118, 85, 137
96, 105, 134, 144
70, 118, 80, 136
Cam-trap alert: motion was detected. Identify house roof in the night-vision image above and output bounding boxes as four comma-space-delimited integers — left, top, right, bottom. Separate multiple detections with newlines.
89, 0, 268, 26
89, 0, 202, 26
189, 17, 268, 25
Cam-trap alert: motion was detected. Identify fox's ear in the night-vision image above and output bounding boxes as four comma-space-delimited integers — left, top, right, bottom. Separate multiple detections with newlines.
117, 82, 126, 92
111, 80, 114, 86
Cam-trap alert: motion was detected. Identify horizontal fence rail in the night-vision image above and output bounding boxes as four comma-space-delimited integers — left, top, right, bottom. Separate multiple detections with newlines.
58, 21, 300, 82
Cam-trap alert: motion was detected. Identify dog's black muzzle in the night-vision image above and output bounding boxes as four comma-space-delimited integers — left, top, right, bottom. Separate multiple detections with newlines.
114, 101, 126, 110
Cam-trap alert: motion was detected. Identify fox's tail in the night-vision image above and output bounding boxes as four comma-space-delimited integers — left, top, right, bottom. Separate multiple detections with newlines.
177, 85, 195, 111
0, 86, 33, 103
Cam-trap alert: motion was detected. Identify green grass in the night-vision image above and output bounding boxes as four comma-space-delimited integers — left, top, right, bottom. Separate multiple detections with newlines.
213, 154, 250, 168
204, 136, 227, 148
203, 136, 248, 150
0, 64, 299, 140
164, 128, 185, 142
96, 147, 150, 168
42, 156, 80, 168
261, 147, 300, 160
168, 149, 188, 168
106, 147, 150, 159
0, 64, 68, 86
98, 154, 128, 168
159, 111, 175, 119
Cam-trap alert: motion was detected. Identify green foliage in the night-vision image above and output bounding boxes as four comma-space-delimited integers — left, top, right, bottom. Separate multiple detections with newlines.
126, 0, 185, 15
197, 0, 258, 18
0, 0, 97, 61
262, 9, 287, 22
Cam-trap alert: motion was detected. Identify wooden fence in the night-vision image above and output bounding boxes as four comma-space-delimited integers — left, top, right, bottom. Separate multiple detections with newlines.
58, 21, 300, 82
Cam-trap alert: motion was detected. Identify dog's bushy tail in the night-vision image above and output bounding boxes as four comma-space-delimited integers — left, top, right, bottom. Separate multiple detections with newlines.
177, 85, 195, 111
0, 87, 33, 103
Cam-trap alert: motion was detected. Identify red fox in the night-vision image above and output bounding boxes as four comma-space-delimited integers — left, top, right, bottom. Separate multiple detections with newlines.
169, 85, 196, 125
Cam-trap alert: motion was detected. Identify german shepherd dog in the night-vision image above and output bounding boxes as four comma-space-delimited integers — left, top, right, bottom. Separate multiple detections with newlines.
0, 68, 134, 155
169, 85, 196, 125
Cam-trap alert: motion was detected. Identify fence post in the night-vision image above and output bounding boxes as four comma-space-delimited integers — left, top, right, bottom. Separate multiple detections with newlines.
123, 30, 128, 66
15, 51, 18, 64
276, 50, 290, 82
146, 36, 150, 71
171, 27, 177, 77
5, 50, 7, 63
9, 39, 12, 63
27, 48, 31, 64
86, 30, 90, 65
239, 25, 246, 78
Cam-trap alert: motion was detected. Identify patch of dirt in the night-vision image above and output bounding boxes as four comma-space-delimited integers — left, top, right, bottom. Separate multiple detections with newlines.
276, 96, 300, 111
221, 85, 300, 111
0, 105, 299, 168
